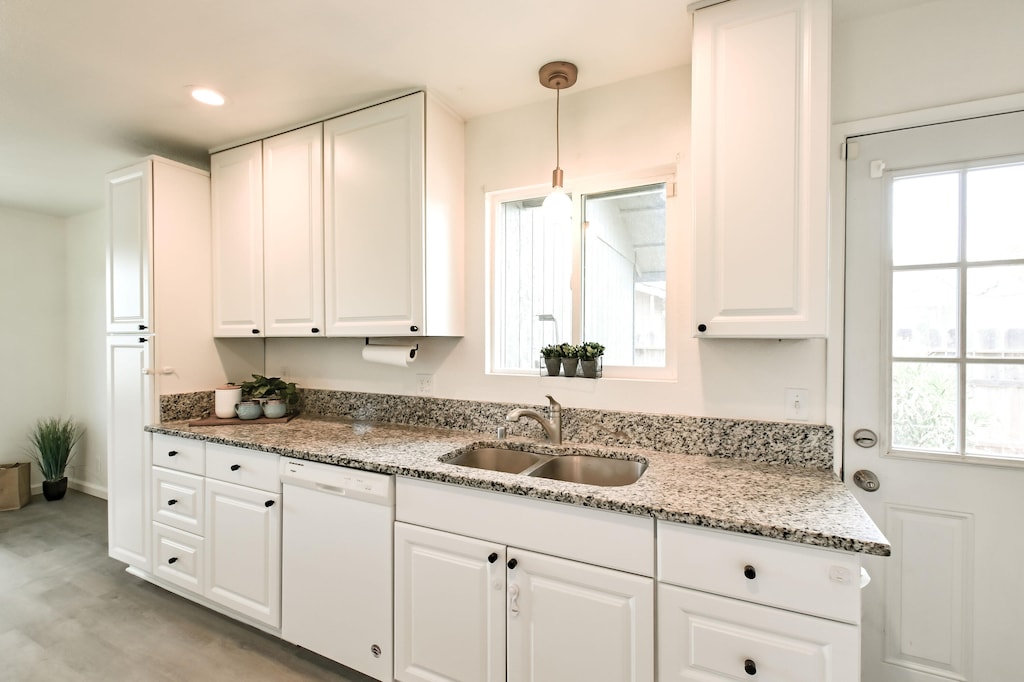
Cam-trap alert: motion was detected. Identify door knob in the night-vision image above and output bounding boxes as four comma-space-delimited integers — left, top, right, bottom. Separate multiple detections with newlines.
853, 469, 880, 492
853, 428, 878, 448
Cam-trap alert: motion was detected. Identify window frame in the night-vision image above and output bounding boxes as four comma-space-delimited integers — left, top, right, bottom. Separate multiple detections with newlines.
883, 156, 1024, 466
486, 166, 677, 381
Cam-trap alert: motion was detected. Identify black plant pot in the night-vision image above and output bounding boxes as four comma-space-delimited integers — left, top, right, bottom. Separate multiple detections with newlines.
42, 477, 68, 501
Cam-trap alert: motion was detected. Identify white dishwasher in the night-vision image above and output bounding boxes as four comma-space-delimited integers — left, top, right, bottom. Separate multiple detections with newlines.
279, 457, 394, 682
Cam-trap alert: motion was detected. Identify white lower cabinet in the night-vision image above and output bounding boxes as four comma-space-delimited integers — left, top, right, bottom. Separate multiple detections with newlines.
656, 521, 863, 682
394, 478, 655, 682
205, 478, 281, 628
507, 548, 654, 682
394, 523, 505, 682
658, 585, 859, 682
146, 435, 282, 631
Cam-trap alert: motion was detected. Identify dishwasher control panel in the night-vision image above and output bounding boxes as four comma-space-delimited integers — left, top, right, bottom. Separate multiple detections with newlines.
279, 457, 394, 504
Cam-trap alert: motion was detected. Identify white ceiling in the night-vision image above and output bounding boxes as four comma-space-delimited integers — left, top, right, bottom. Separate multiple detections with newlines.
0, 0, 934, 218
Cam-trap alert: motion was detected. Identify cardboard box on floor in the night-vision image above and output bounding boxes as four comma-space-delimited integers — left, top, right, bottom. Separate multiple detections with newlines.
0, 462, 31, 510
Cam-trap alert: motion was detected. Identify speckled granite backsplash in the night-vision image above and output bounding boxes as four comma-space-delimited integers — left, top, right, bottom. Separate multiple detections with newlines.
160, 389, 833, 470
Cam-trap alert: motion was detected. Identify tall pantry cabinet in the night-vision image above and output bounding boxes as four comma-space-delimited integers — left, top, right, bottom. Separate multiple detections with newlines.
105, 156, 229, 570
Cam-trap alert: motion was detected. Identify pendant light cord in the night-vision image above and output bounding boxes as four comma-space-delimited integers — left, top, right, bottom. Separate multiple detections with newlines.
555, 88, 561, 172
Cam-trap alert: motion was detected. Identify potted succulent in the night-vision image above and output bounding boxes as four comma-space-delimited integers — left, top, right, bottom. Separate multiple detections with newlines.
540, 344, 562, 376
27, 417, 82, 501
580, 341, 605, 378
558, 343, 581, 378
239, 374, 300, 416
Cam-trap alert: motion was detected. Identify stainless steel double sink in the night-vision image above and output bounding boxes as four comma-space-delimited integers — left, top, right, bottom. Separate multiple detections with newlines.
444, 447, 647, 487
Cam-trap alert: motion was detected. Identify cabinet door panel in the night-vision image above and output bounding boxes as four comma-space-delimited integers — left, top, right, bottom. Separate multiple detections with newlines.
691, 0, 829, 337
658, 584, 859, 682
106, 336, 153, 569
394, 522, 505, 682
507, 548, 654, 682
324, 92, 425, 336
204, 479, 281, 627
212, 141, 264, 337
106, 161, 152, 333
263, 123, 324, 336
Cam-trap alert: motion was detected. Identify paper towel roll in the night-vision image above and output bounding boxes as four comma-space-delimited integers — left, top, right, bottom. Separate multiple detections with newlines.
362, 345, 417, 367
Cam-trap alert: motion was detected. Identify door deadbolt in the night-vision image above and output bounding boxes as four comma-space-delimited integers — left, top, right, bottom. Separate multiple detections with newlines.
853, 469, 880, 492
853, 429, 878, 448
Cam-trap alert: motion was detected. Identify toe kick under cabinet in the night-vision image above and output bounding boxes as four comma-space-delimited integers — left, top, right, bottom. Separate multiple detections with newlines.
150, 433, 282, 630
657, 521, 863, 682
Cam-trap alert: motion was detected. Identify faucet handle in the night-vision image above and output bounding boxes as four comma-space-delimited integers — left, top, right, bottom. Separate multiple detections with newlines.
544, 394, 561, 412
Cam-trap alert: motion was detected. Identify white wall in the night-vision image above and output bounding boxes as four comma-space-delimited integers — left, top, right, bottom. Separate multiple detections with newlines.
832, 0, 1024, 122
65, 208, 107, 496
0, 207, 68, 489
267, 67, 829, 423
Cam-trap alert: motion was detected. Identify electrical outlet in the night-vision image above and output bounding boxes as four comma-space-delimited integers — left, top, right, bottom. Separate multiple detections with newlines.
784, 388, 809, 421
417, 374, 434, 395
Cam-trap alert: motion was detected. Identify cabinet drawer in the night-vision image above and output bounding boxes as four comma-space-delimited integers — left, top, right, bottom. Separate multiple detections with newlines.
153, 467, 204, 534
657, 584, 859, 682
205, 443, 281, 493
152, 433, 205, 475
657, 521, 861, 623
153, 522, 204, 594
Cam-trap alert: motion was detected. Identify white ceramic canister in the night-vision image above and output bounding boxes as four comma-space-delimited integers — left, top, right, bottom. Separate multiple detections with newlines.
214, 385, 243, 419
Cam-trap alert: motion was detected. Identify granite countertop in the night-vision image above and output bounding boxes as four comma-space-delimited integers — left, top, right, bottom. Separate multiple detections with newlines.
148, 415, 890, 557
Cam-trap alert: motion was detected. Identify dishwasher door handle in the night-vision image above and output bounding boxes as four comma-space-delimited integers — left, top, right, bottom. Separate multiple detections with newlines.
314, 482, 348, 495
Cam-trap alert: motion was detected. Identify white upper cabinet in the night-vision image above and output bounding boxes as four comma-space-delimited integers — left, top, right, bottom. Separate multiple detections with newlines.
324, 92, 465, 337
106, 162, 152, 334
691, 0, 830, 338
262, 123, 325, 337
212, 141, 264, 337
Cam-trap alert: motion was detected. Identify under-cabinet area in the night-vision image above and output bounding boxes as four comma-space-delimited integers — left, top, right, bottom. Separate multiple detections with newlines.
126, 428, 881, 682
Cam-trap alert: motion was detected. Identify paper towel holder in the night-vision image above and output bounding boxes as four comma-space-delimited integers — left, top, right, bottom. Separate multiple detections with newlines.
365, 338, 418, 359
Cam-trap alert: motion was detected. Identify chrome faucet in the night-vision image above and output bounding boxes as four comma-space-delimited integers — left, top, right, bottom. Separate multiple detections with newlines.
506, 394, 562, 445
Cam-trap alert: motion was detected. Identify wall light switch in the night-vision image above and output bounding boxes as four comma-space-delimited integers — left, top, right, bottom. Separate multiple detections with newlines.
784, 388, 809, 421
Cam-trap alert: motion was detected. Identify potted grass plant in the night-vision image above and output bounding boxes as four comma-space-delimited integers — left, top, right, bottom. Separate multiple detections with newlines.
27, 417, 82, 501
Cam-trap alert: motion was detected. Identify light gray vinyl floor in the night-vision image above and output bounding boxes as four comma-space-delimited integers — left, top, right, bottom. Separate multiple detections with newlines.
0, 490, 375, 681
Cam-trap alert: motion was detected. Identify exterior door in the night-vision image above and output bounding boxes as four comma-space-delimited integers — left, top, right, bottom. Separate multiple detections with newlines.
844, 111, 1024, 682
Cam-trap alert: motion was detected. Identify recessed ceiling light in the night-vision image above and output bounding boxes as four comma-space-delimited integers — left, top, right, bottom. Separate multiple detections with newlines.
191, 87, 225, 106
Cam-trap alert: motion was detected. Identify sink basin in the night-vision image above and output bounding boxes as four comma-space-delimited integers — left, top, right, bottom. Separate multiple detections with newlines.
527, 455, 647, 487
446, 447, 548, 474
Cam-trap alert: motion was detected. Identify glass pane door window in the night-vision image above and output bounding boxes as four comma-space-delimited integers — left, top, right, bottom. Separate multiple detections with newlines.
489, 178, 670, 375
889, 161, 1024, 460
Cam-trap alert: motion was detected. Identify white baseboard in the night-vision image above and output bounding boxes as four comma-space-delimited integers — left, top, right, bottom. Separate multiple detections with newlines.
71, 478, 107, 500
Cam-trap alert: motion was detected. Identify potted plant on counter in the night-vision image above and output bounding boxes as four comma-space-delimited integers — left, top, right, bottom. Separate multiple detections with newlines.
580, 341, 605, 378
240, 374, 300, 416
27, 417, 82, 501
558, 343, 581, 378
540, 344, 562, 376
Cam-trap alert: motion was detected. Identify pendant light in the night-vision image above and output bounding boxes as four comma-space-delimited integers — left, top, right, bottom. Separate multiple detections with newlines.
539, 61, 578, 222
